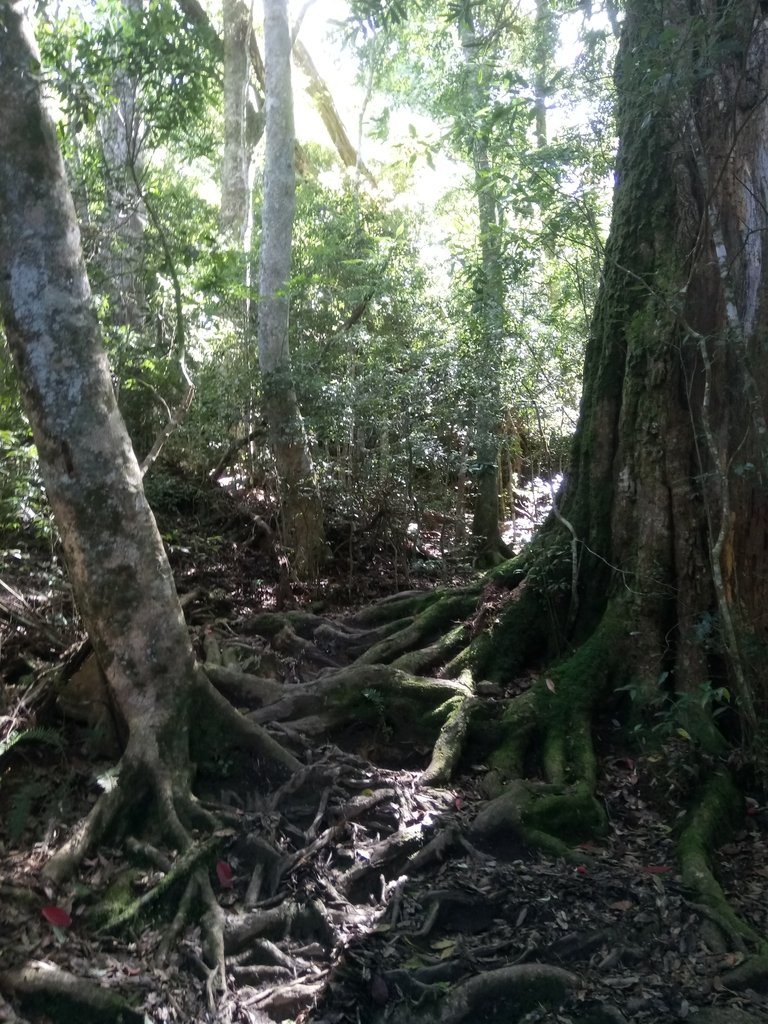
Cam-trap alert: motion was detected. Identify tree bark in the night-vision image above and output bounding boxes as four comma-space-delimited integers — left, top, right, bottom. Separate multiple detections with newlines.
221, 0, 259, 245
459, 13, 510, 566
0, 3, 303, 885
291, 37, 376, 186
559, 0, 768, 734
99, 0, 146, 332
0, 1, 195, 763
258, 0, 325, 578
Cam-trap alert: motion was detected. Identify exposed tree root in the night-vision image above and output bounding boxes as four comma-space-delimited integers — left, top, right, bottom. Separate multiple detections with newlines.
94, 836, 221, 932
344, 588, 449, 627
469, 778, 606, 858
25, 559, 768, 1022
354, 592, 478, 666
421, 692, 477, 785
381, 962, 578, 1024
203, 663, 283, 707
0, 961, 146, 1024
679, 769, 767, 952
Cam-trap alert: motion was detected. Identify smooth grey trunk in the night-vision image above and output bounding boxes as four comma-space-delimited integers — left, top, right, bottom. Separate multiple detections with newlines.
0, 2, 195, 775
460, 14, 509, 565
0, 5, 313, 889
221, 0, 261, 477
99, 0, 146, 330
258, 0, 324, 577
221, 0, 258, 244
533, 0, 555, 149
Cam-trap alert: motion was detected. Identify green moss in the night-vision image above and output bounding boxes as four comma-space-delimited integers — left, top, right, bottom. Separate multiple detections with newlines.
347, 589, 450, 628
486, 690, 539, 777
538, 603, 624, 718
471, 779, 607, 859
445, 582, 548, 683
678, 770, 765, 949
357, 592, 477, 666
86, 867, 144, 930
520, 781, 607, 844
391, 623, 468, 674
328, 670, 469, 749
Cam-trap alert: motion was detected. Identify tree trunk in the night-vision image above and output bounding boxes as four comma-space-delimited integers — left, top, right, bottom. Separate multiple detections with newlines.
99, 0, 146, 331
348, 0, 768, 906
291, 37, 376, 186
258, 0, 325, 579
0, 1, 298, 885
221, 0, 259, 244
460, 13, 510, 567
0, 0, 195, 789
560, 1, 768, 735
532, 0, 555, 149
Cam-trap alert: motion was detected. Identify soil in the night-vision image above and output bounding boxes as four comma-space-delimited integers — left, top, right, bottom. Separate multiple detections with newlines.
1, 482, 767, 1024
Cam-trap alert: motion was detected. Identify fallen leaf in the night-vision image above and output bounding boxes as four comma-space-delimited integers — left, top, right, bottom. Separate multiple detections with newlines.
640, 865, 672, 875
215, 861, 234, 888
545, 677, 556, 692
41, 906, 71, 928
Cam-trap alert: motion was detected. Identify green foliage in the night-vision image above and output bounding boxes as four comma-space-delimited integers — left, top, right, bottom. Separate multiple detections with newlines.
0, 426, 48, 538
347, 0, 414, 36
0, 725, 65, 763
2, 729, 67, 844
38, 0, 220, 154
7, 778, 51, 844
620, 676, 733, 754
2, 0, 616, 567
0, 344, 51, 538
526, 532, 573, 597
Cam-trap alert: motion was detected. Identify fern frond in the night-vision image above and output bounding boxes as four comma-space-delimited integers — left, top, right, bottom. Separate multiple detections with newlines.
0, 725, 65, 761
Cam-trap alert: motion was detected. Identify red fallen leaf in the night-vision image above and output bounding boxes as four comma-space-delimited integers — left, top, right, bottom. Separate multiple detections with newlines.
575, 865, 588, 875
216, 861, 234, 888
454, 796, 464, 810
41, 906, 72, 928
640, 865, 672, 875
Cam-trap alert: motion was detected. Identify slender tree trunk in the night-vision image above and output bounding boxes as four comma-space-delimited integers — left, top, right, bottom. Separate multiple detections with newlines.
532, 0, 555, 149
291, 37, 376, 186
221, 0, 262, 480
0, 3, 299, 888
258, 0, 325, 578
0, 3, 196, 777
99, 0, 146, 332
460, 14, 510, 566
221, 0, 258, 244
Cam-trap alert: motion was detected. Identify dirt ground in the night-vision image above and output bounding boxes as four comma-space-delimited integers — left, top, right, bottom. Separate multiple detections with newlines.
1, 487, 767, 1024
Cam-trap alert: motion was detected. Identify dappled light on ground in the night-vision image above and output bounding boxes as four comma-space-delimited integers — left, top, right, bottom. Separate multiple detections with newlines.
1, 491, 767, 1024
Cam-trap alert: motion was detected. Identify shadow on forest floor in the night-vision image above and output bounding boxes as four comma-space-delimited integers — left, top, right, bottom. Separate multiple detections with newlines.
1, 482, 767, 1024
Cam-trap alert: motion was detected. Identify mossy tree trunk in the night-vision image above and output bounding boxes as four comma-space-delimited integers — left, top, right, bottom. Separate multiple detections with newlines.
555, 0, 768, 741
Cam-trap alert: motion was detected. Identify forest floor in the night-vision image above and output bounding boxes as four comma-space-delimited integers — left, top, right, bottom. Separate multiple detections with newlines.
1, 479, 767, 1024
